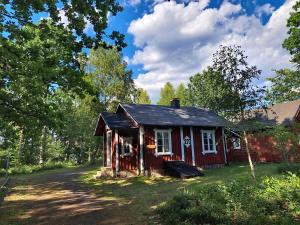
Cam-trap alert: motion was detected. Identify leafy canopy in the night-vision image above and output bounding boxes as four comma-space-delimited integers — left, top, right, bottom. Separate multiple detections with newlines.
136, 88, 151, 104
175, 83, 189, 106
283, 1, 300, 68
89, 47, 136, 111
157, 82, 175, 106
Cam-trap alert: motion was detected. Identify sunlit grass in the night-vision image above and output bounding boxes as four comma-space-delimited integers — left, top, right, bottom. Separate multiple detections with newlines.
77, 163, 283, 224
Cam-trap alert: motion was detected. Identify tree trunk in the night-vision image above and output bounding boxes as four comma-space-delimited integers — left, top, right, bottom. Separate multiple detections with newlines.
39, 126, 47, 165
17, 128, 24, 165
243, 130, 256, 180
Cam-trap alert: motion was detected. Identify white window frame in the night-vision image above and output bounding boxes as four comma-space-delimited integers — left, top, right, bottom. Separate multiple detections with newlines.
154, 129, 173, 156
201, 130, 217, 155
120, 136, 133, 157
232, 137, 241, 150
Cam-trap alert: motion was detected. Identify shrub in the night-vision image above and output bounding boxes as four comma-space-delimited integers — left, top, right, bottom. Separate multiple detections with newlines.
0, 161, 76, 176
278, 164, 300, 175
157, 175, 300, 225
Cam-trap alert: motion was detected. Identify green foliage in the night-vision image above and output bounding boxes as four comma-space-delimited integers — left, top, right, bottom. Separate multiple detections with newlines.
266, 125, 299, 164
0, 161, 75, 176
157, 174, 300, 225
136, 88, 151, 104
266, 69, 300, 104
283, 1, 300, 68
188, 67, 239, 115
175, 83, 189, 106
278, 164, 300, 175
157, 82, 175, 105
0, 0, 124, 50
89, 47, 136, 111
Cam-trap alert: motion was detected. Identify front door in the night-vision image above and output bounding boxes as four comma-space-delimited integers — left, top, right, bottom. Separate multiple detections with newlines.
106, 130, 112, 167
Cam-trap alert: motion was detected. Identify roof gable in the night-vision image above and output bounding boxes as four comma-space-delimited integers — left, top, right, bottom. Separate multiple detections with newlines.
251, 99, 300, 126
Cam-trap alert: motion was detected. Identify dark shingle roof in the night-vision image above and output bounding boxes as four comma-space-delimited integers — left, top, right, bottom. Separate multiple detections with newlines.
101, 112, 137, 130
120, 104, 226, 127
249, 99, 300, 126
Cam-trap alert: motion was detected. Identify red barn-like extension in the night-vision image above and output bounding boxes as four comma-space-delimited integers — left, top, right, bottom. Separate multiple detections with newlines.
227, 99, 300, 164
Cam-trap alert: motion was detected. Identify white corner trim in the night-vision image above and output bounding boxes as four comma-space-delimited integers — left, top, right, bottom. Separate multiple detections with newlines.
180, 126, 185, 161
106, 130, 112, 167
190, 127, 195, 166
115, 130, 119, 172
139, 126, 144, 173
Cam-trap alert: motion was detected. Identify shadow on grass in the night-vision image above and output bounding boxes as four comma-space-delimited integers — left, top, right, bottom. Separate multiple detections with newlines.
0, 163, 283, 225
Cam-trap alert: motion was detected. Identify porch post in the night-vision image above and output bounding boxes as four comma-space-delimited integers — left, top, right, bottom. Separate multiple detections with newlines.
222, 128, 228, 164
115, 130, 120, 172
190, 127, 195, 166
139, 126, 145, 174
180, 126, 185, 161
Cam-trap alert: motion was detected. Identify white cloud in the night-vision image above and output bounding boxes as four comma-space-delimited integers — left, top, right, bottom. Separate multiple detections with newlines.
123, 0, 142, 7
128, 0, 295, 103
58, 10, 93, 33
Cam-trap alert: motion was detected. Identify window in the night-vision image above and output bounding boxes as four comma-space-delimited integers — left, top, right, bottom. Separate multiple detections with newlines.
232, 137, 241, 150
154, 129, 172, 155
121, 137, 132, 157
201, 130, 217, 154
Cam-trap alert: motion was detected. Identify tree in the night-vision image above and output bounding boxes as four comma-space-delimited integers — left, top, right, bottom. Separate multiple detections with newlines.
136, 88, 151, 104
188, 68, 239, 115
157, 82, 175, 105
266, 2, 300, 104
89, 47, 136, 111
266, 125, 299, 165
266, 69, 300, 104
0, 0, 125, 50
175, 83, 189, 106
211, 45, 264, 180
283, 1, 300, 68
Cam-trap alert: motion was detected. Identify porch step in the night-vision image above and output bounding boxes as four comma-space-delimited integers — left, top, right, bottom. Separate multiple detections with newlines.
93, 167, 137, 179
164, 161, 204, 179
93, 167, 114, 179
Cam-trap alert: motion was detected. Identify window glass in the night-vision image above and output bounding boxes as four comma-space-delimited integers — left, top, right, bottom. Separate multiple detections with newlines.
202, 130, 216, 153
155, 130, 171, 154
122, 137, 132, 154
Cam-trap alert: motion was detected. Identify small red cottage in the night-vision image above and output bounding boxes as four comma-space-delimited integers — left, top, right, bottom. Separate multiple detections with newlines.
94, 99, 228, 175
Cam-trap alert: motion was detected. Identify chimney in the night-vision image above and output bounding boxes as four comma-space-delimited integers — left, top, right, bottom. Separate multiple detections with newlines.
170, 98, 180, 109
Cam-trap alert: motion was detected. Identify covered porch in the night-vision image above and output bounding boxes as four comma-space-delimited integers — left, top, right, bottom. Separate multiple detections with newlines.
94, 112, 145, 175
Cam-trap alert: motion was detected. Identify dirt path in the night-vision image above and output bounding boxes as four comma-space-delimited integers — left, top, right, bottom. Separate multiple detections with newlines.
0, 168, 133, 225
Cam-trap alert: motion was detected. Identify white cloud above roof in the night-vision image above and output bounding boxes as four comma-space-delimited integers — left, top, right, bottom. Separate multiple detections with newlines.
128, 0, 295, 102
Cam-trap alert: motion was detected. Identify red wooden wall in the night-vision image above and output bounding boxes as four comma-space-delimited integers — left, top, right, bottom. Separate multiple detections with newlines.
144, 126, 182, 171
193, 127, 226, 166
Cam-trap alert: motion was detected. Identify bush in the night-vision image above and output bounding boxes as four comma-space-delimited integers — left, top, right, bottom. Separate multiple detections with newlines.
157, 174, 300, 225
0, 161, 76, 176
278, 164, 300, 175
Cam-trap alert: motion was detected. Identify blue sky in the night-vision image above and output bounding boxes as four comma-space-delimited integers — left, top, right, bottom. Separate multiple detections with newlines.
104, 0, 294, 102
30, 0, 293, 102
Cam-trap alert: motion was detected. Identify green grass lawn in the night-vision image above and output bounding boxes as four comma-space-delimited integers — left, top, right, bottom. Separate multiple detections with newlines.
0, 163, 289, 225
78, 163, 282, 224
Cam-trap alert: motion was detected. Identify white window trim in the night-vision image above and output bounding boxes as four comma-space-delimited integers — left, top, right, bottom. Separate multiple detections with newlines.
201, 130, 217, 155
120, 136, 133, 157
154, 128, 173, 156
232, 137, 241, 150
